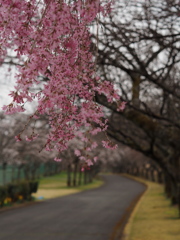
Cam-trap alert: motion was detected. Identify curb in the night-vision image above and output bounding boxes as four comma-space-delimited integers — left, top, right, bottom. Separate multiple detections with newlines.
110, 174, 148, 240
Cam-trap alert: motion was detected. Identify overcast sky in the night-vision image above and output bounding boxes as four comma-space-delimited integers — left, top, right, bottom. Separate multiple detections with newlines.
0, 64, 36, 114
0, 64, 16, 110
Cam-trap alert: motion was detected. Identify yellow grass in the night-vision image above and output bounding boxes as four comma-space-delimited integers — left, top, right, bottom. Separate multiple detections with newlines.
122, 175, 180, 240
33, 189, 80, 199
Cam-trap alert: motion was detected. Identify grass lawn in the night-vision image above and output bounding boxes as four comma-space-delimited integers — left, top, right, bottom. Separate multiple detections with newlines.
122, 174, 180, 240
33, 172, 103, 200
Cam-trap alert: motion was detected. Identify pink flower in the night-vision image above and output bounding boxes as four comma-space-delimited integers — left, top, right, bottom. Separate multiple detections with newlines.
26, 136, 32, 142
54, 157, 62, 162
9, 91, 24, 104
15, 135, 22, 142
91, 128, 101, 135
91, 142, 98, 149
1, 0, 118, 158
102, 140, 118, 150
74, 149, 81, 156
25, 134, 39, 142
64, 39, 77, 52
117, 101, 126, 111
86, 159, 93, 166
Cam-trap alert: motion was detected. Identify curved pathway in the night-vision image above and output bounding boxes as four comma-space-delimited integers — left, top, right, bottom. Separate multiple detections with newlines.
0, 175, 146, 240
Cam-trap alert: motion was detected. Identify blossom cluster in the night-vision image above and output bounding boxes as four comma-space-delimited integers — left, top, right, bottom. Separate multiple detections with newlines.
0, 0, 125, 162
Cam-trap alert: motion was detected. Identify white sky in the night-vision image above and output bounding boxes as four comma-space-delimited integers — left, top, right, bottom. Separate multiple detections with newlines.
0, 64, 36, 114
0, 64, 16, 109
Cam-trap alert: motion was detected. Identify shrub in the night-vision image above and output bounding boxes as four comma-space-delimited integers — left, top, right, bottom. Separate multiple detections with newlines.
0, 186, 7, 207
1, 180, 39, 207
29, 181, 39, 194
7, 183, 20, 202
18, 181, 30, 200
8, 181, 31, 202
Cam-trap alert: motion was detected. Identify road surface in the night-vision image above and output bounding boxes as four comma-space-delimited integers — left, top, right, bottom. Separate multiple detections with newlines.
0, 175, 146, 240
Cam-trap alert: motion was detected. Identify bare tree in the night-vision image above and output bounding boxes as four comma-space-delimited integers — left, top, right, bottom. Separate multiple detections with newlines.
95, 0, 180, 204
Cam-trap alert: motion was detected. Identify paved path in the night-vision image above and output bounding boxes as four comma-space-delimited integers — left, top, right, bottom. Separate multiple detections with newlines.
0, 175, 146, 240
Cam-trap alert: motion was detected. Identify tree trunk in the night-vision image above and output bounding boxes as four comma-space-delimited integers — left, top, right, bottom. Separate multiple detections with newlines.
131, 72, 140, 108
177, 183, 180, 218
84, 169, 87, 185
157, 170, 164, 184
2, 162, 7, 185
145, 168, 149, 180
11, 164, 15, 182
17, 165, 22, 181
73, 161, 78, 187
88, 168, 93, 183
164, 174, 178, 205
24, 165, 30, 181
150, 168, 155, 182
67, 164, 71, 187
78, 167, 82, 186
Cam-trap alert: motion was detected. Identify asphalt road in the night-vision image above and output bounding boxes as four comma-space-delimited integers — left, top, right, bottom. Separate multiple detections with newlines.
0, 175, 146, 240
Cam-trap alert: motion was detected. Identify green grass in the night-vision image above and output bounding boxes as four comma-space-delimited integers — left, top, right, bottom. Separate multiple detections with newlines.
33, 172, 103, 199
122, 175, 180, 240
38, 172, 67, 188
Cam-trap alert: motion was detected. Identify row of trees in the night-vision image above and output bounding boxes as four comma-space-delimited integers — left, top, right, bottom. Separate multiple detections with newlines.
0, 113, 58, 182
0, 113, 104, 187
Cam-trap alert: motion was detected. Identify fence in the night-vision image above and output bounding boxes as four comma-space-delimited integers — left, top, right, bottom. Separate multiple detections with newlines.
0, 161, 61, 186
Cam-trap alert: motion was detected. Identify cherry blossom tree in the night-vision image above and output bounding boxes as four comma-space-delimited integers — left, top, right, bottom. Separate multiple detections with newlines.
0, 112, 62, 184
0, 0, 125, 163
0, 113, 21, 184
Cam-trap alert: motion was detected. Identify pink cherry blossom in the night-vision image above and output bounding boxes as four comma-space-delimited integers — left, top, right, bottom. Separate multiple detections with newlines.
25, 134, 39, 142
54, 157, 62, 162
102, 140, 118, 150
1, 0, 124, 163
86, 159, 93, 166
117, 101, 127, 111
15, 135, 22, 142
74, 149, 81, 157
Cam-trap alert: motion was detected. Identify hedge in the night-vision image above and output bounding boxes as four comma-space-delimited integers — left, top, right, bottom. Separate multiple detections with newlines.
0, 180, 39, 207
